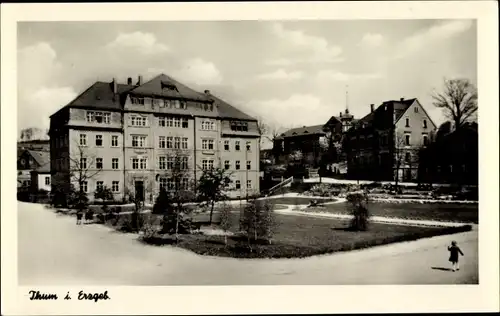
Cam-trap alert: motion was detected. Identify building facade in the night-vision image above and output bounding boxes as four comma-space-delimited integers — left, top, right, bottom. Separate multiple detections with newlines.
272, 108, 356, 167
49, 74, 260, 203
345, 98, 437, 182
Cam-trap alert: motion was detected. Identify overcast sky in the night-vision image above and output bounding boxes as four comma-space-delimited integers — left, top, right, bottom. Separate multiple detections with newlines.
18, 20, 476, 140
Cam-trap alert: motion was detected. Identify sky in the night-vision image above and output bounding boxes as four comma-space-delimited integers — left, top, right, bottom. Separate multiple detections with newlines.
17, 20, 477, 145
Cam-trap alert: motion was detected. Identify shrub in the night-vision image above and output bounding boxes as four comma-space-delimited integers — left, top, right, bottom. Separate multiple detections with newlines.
219, 203, 233, 246
346, 191, 370, 231
152, 188, 170, 214
160, 205, 193, 235
239, 200, 279, 246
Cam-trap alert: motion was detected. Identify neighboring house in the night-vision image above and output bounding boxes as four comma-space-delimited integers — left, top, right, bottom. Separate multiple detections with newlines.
344, 98, 437, 182
17, 149, 50, 190
49, 74, 260, 203
30, 162, 51, 193
418, 122, 478, 185
272, 108, 356, 167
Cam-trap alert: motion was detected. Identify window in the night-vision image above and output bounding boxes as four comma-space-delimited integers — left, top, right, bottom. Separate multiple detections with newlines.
224, 160, 230, 170
235, 180, 241, 190
405, 135, 410, 146
246, 141, 251, 151
173, 100, 181, 109
159, 178, 167, 191
140, 158, 147, 169
95, 135, 103, 147
224, 140, 229, 151
246, 161, 251, 170
153, 99, 163, 108
96, 158, 103, 169
414, 107, 419, 113
167, 178, 175, 191
174, 137, 180, 149
81, 181, 88, 193
96, 181, 104, 191
230, 121, 249, 132
423, 120, 428, 129
236, 161, 241, 170
80, 158, 87, 169
202, 139, 214, 150
95, 112, 103, 123
166, 137, 173, 149
166, 117, 173, 127
405, 118, 410, 127
104, 113, 111, 124
131, 97, 145, 105
159, 156, 166, 170
181, 137, 188, 149
132, 135, 147, 148
159, 117, 166, 127
86, 112, 94, 122
423, 135, 429, 146
112, 181, 119, 192
174, 117, 181, 128
181, 178, 189, 190
159, 136, 166, 148
235, 141, 240, 151
181, 157, 188, 170
167, 157, 174, 170
201, 120, 215, 131
130, 115, 147, 126
202, 159, 214, 170
111, 135, 119, 147
164, 100, 171, 108
45, 176, 50, 186
112, 158, 119, 170
79, 134, 87, 146
182, 118, 189, 128
405, 153, 411, 163
247, 180, 252, 189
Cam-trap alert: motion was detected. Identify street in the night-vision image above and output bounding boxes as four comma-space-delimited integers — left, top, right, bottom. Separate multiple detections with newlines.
18, 202, 478, 285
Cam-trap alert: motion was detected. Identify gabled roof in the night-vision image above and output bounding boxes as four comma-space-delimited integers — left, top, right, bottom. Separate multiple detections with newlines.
130, 74, 212, 102
355, 98, 417, 129
64, 81, 136, 111
23, 150, 50, 167
276, 124, 326, 139
207, 94, 257, 121
34, 161, 51, 173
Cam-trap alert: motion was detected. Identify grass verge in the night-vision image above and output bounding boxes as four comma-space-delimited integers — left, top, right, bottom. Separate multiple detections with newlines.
305, 202, 478, 224
140, 213, 473, 259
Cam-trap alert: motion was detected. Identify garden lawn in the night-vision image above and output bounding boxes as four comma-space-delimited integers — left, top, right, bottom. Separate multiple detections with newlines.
142, 212, 472, 259
305, 202, 478, 224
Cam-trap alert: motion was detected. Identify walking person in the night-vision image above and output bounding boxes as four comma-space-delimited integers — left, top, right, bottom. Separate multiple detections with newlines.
448, 241, 464, 272
76, 210, 83, 225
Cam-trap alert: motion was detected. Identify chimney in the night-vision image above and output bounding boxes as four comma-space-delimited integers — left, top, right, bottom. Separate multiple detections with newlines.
137, 75, 143, 86
204, 89, 210, 95
339, 111, 342, 117
400, 97, 404, 101
127, 77, 133, 85
370, 104, 374, 112
111, 78, 117, 94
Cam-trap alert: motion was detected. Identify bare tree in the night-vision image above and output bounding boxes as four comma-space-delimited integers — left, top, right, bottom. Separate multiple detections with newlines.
431, 78, 478, 130
69, 139, 102, 196
159, 148, 194, 241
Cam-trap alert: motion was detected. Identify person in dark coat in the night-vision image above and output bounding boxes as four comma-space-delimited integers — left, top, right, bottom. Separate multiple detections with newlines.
76, 211, 83, 225
448, 241, 464, 271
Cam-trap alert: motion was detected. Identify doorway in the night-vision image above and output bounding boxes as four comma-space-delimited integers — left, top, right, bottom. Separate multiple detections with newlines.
134, 181, 144, 201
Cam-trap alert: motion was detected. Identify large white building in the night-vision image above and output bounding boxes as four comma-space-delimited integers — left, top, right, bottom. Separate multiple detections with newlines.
49, 74, 260, 203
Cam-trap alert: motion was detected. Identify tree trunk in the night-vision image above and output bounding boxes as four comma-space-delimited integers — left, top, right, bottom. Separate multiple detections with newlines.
209, 201, 214, 225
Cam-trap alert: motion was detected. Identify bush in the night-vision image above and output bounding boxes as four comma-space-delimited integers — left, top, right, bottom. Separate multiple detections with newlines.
239, 200, 278, 245
159, 205, 193, 235
153, 188, 170, 214
346, 191, 370, 231
219, 203, 233, 245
